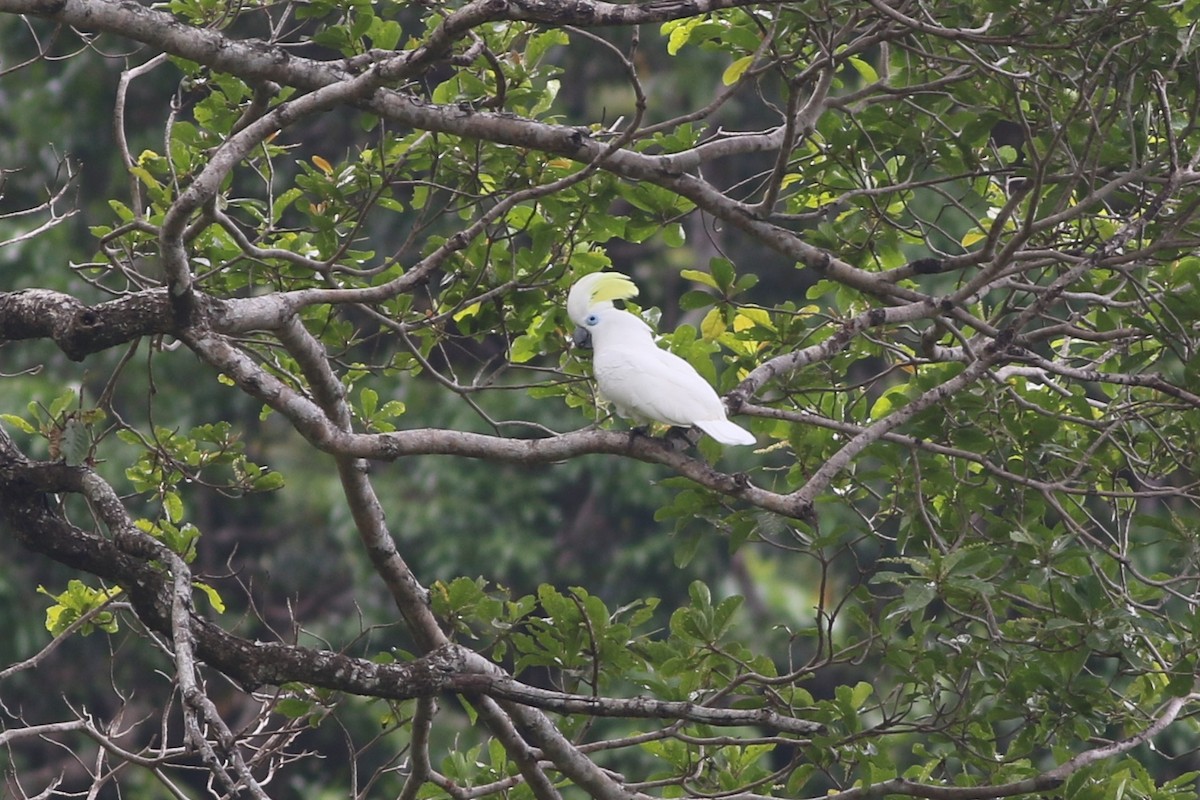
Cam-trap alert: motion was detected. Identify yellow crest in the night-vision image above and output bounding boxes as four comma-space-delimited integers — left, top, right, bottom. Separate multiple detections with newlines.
567, 272, 639, 325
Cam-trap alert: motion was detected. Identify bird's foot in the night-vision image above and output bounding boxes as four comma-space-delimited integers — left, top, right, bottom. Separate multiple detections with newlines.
663, 426, 701, 451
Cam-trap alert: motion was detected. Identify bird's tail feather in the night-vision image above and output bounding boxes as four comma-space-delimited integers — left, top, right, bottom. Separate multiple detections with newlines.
695, 418, 756, 446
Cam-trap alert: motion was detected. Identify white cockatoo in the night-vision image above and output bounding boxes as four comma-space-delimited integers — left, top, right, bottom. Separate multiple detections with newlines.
567, 271, 755, 446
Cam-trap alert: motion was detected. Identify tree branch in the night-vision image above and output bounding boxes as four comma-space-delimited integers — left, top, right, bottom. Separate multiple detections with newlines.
0, 288, 183, 361
0, 0, 903, 305
450, 672, 821, 735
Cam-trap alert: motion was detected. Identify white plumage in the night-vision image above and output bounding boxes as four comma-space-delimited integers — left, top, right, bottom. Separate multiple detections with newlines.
567, 272, 755, 446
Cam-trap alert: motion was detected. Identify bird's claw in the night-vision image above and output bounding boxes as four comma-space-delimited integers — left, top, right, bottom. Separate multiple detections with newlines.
662, 426, 700, 451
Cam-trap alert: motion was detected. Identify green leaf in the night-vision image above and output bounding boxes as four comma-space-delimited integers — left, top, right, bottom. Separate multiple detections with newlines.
891, 581, 937, 617
47, 389, 76, 422
526, 28, 569, 66
38, 581, 122, 636
164, 491, 184, 524
711, 594, 744, 637
662, 222, 685, 247
275, 697, 313, 718
679, 289, 716, 311
674, 529, 702, 567
251, 471, 285, 492
709, 257, 735, 292
849, 681, 873, 709
360, 387, 379, 418
368, 18, 401, 50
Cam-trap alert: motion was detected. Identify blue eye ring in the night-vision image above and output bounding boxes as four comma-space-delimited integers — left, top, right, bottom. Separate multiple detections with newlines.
585, 313, 599, 325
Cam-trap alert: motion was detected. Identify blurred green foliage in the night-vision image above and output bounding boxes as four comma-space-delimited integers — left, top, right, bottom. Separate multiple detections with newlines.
3, 0, 1200, 798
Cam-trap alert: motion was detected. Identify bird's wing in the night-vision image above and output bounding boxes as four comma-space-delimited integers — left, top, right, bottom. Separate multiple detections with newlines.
594, 343, 727, 427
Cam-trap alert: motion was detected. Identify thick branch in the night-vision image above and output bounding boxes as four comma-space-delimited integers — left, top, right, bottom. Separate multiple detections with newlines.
183, 327, 810, 517
275, 317, 448, 651
0, 0, 900, 302
0, 288, 182, 361
0, 426, 826, 733
504, 0, 788, 25
0, 443, 823, 734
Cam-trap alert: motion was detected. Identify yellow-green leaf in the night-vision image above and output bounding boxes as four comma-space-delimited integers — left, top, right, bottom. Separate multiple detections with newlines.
961, 229, 987, 248
1, 414, 36, 434
453, 302, 482, 322
733, 307, 775, 332
869, 387, 909, 419
194, 581, 226, 614
848, 56, 879, 83
680, 268, 718, 289
663, 17, 700, 56
722, 55, 754, 86
510, 333, 540, 364
164, 492, 184, 524
781, 173, 805, 189
700, 308, 726, 341
850, 681, 874, 709
128, 166, 162, 192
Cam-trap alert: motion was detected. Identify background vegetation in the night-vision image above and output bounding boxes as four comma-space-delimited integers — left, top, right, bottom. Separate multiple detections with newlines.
2, 0, 1200, 798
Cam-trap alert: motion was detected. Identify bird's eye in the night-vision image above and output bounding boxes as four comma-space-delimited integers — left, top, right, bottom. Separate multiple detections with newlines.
585, 314, 599, 325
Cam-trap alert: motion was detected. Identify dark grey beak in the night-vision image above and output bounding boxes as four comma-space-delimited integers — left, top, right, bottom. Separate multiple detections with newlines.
572, 326, 592, 349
